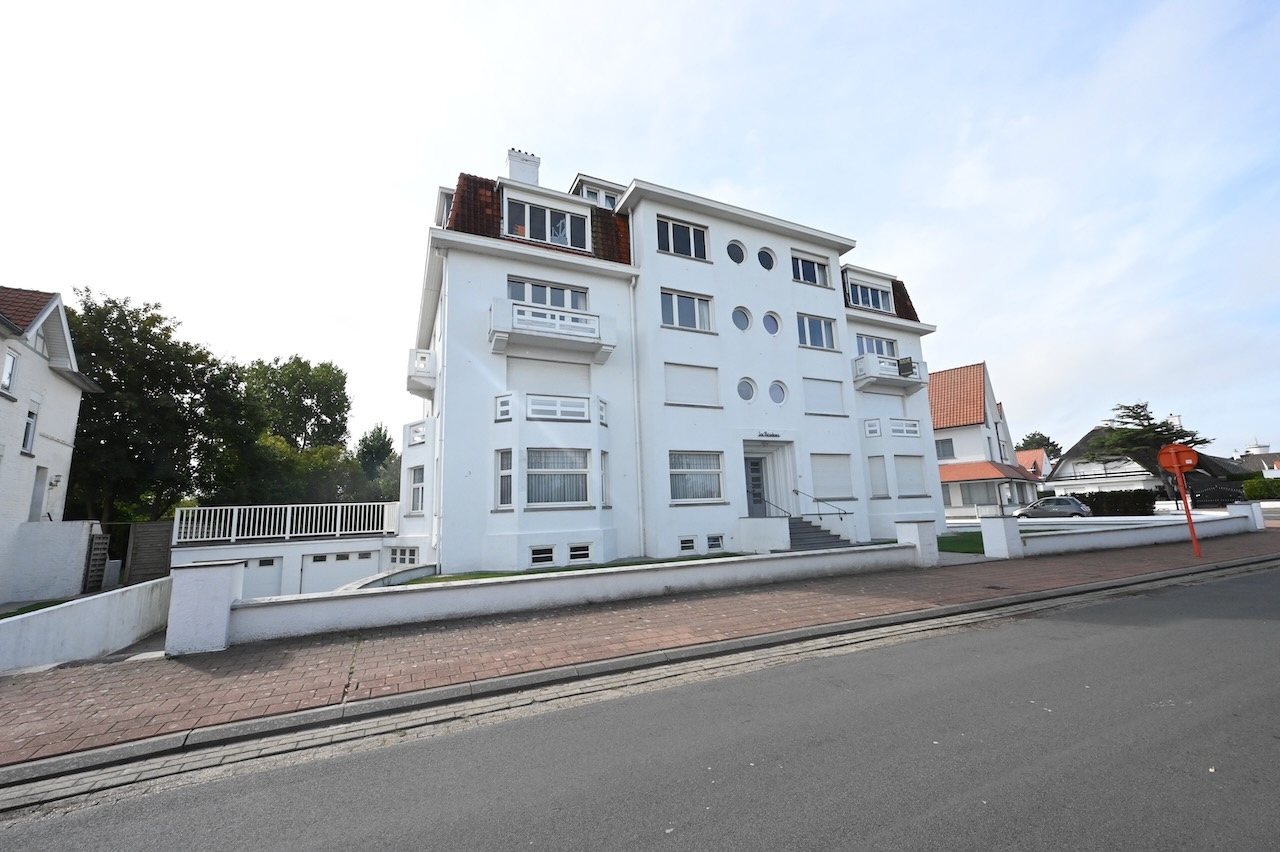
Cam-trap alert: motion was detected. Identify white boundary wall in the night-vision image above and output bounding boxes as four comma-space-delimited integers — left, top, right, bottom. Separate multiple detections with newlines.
0, 520, 101, 602
980, 504, 1264, 559
0, 578, 171, 673
166, 521, 939, 655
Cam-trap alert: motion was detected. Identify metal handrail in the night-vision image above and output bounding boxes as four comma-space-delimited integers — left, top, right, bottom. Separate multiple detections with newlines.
792, 488, 850, 521
754, 497, 792, 518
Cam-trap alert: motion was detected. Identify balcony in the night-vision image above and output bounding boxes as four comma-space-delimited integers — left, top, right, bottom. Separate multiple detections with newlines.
407, 349, 437, 399
489, 299, 616, 364
852, 354, 928, 392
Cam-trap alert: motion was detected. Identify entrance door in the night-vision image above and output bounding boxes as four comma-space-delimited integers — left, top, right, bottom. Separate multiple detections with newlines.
745, 457, 767, 517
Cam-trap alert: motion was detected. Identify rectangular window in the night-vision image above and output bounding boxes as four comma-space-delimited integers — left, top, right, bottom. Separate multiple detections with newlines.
791, 255, 829, 287
935, 438, 955, 459
864, 419, 882, 438
895, 455, 927, 496
495, 395, 512, 422
600, 450, 610, 506
527, 395, 589, 421
856, 334, 897, 357
679, 536, 696, 552
358, 552, 372, 559
656, 217, 707, 260
497, 450, 513, 508
797, 314, 836, 350
1, 350, 15, 392
569, 544, 591, 562
22, 410, 38, 453
664, 363, 719, 406
598, 398, 608, 426
845, 281, 894, 313
707, 534, 724, 551
961, 482, 998, 505
661, 290, 712, 331
508, 278, 587, 311
390, 547, 419, 565
802, 378, 845, 415
506, 199, 588, 250
409, 466, 425, 513
889, 418, 921, 438
527, 448, 589, 505
669, 451, 724, 501
530, 546, 556, 566
810, 454, 853, 498
868, 455, 889, 497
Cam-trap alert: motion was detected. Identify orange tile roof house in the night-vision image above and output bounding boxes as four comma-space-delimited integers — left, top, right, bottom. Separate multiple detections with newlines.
928, 362, 1038, 517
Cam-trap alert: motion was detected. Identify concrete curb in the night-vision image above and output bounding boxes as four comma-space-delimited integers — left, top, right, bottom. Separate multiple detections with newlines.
3, 552, 1278, 790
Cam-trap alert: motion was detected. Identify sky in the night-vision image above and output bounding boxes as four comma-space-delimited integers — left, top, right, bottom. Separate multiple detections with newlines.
2, 0, 1277, 459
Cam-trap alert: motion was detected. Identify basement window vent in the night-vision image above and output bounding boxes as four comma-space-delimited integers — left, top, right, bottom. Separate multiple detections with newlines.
312, 555, 328, 562
707, 535, 724, 551
258, 558, 275, 567
336, 553, 350, 561
390, 547, 418, 565
531, 546, 555, 566
358, 552, 372, 559
569, 544, 591, 562
679, 536, 696, 552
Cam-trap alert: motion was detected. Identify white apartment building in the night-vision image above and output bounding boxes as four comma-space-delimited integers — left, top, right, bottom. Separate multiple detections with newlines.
399, 151, 943, 574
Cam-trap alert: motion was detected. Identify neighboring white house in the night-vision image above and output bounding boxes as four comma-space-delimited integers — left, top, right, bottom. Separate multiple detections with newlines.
397, 150, 944, 574
928, 362, 1039, 518
0, 286, 105, 602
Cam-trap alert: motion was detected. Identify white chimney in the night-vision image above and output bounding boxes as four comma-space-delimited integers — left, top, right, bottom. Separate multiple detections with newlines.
506, 148, 540, 185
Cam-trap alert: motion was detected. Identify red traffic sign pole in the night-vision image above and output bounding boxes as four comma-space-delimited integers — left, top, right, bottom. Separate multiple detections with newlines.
1157, 444, 1201, 558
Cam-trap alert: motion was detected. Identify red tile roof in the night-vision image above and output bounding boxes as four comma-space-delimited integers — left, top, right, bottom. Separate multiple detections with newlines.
938, 461, 1038, 484
0, 286, 57, 333
1015, 449, 1049, 478
928, 363, 986, 430
446, 173, 631, 265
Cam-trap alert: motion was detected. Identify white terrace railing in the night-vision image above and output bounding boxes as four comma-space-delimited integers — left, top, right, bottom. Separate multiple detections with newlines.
172, 502, 399, 545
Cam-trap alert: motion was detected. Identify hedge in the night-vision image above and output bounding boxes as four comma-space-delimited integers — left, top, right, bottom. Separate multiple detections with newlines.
1243, 479, 1280, 500
1070, 489, 1158, 516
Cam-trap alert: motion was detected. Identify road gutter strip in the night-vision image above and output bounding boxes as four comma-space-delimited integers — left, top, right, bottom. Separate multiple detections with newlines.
2, 553, 1278, 810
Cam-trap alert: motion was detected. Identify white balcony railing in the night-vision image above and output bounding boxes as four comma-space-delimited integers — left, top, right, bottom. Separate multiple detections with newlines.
852, 355, 928, 392
490, 298, 616, 364
511, 304, 600, 338
173, 502, 399, 545
407, 349, 437, 398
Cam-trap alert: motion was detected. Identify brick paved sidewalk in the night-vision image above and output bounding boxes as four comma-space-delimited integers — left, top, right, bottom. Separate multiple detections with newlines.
2, 529, 1278, 770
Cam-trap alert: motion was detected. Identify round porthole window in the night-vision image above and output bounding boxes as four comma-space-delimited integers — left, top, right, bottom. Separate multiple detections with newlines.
762, 313, 780, 335
769, 381, 787, 404
737, 378, 756, 401
727, 242, 745, 264
758, 248, 775, 270
732, 307, 751, 330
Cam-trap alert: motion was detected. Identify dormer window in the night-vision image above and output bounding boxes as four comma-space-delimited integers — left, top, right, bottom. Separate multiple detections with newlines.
844, 273, 894, 313
581, 187, 618, 209
506, 198, 588, 251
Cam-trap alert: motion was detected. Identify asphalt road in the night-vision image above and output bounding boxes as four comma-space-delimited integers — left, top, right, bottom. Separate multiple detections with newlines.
5, 569, 1278, 851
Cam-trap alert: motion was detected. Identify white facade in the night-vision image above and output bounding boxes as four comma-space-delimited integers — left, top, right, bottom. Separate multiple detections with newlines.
0, 287, 101, 601
400, 154, 943, 574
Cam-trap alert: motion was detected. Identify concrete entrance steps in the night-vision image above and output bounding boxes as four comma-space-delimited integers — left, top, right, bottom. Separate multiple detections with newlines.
786, 517, 854, 551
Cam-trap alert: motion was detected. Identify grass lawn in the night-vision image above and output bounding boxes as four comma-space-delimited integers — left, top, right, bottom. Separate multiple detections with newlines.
937, 532, 985, 554
0, 600, 68, 620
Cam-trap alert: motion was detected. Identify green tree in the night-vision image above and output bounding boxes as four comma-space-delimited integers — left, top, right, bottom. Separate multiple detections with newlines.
1016, 431, 1063, 459
245, 356, 351, 450
355, 423, 395, 479
66, 290, 263, 521
1085, 402, 1210, 496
